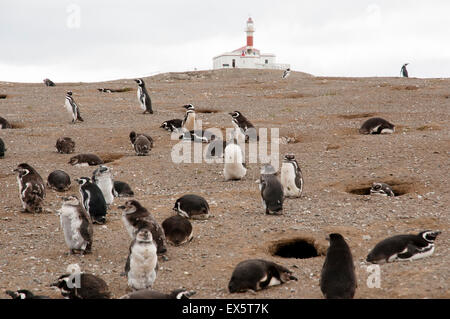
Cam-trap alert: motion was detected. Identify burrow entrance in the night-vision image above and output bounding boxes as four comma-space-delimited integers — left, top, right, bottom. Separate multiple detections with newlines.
269, 237, 326, 259
345, 179, 420, 197
98, 153, 124, 164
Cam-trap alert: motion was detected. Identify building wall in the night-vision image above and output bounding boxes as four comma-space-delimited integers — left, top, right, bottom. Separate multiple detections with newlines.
213, 55, 277, 69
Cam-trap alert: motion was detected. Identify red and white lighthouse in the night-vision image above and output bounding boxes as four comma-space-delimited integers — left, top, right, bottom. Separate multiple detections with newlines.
246, 17, 255, 48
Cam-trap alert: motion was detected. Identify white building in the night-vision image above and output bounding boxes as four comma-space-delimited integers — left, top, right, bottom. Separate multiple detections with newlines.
213, 17, 290, 70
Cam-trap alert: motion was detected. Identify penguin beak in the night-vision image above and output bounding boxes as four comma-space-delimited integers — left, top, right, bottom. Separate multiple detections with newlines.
325, 235, 330, 241
185, 290, 196, 298
289, 275, 298, 281
228, 112, 234, 116
118, 205, 126, 209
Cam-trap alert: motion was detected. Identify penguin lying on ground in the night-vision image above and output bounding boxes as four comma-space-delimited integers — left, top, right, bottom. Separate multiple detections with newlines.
173, 194, 210, 220
370, 182, 395, 197
47, 170, 71, 192
69, 154, 104, 166
113, 181, 134, 197
5, 289, 50, 299
120, 288, 196, 299
0, 138, 6, 158
162, 215, 193, 246
359, 117, 395, 135
56, 137, 75, 154
160, 119, 183, 132
0, 116, 12, 129
52, 272, 111, 299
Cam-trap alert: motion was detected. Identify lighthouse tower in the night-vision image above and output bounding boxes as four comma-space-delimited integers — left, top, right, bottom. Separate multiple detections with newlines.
246, 17, 254, 51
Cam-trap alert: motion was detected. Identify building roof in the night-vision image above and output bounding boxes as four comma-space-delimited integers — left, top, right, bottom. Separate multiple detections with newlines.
213, 45, 275, 60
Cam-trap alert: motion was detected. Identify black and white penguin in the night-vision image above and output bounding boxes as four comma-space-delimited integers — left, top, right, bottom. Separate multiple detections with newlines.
160, 119, 183, 132
0, 138, 6, 158
370, 182, 394, 197
178, 129, 215, 143
51, 272, 111, 299
64, 91, 84, 123
280, 154, 304, 198
69, 154, 104, 166
205, 138, 227, 159
43, 78, 56, 87
259, 164, 284, 215
0, 116, 12, 129
125, 227, 159, 291
56, 137, 75, 154
366, 230, 441, 263
223, 142, 247, 180
97, 88, 112, 93
57, 195, 93, 255
359, 117, 395, 135
401, 63, 409, 77
162, 215, 193, 246
120, 288, 196, 299
47, 170, 71, 192
173, 194, 210, 220
13, 163, 46, 213
135, 78, 153, 114
229, 111, 258, 142
76, 177, 107, 224
182, 104, 196, 131
5, 289, 50, 299
320, 233, 357, 299
113, 181, 134, 197
282, 68, 291, 79
92, 165, 114, 205
119, 200, 167, 254
228, 259, 297, 293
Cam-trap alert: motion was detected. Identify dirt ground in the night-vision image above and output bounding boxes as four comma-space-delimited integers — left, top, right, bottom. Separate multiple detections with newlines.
0, 69, 448, 299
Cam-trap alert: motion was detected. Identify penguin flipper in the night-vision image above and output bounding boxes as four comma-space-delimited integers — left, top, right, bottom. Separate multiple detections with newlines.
397, 244, 422, 260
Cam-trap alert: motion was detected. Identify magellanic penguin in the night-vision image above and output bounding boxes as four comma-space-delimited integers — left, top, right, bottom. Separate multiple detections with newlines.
228, 259, 297, 293
282, 68, 291, 79
401, 63, 409, 77
129, 131, 153, 156
259, 164, 284, 215
366, 230, 441, 263
69, 154, 104, 166
43, 78, 55, 87
56, 137, 75, 154
92, 165, 115, 205
206, 138, 227, 159
370, 182, 395, 197
0, 138, 6, 158
162, 215, 193, 246
173, 194, 210, 220
13, 163, 46, 213
182, 104, 196, 131
229, 111, 258, 142
320, 233, 357, 299
125, 227, 159, 291
113, 181, 134, 197
0, 116, 12, 129
129, 131, 154, 148
47, 170, 71, 192
179, 129, 215, 143
223, 142, 247, 181
135, 78, 153, 114
5, 289, 50, 299
280, 154, 304, 198
64, 91, 84, 123
359, 117, 395, 135
120, 288, 196, 299
76, 177, 107, 224
160, 119, 183, 132
57, 195, 93, 255
51, 272, 111, 299
119, 200, 167, 254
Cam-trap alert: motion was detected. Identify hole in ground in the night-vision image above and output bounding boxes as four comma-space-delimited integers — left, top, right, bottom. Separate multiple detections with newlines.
337, 112, 376, 119
0, 94, 7, 99
10, 122, 25, 129
197, 108, 219, 114
98, 153, 124, 164
269, 237, 324, 259
346, 180, 418, 196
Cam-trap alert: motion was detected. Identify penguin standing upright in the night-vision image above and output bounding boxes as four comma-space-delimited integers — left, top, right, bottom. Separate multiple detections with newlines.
223, 142, 247, 181
181, 104, 196, 131
0, 138, 6, 158
57, 195, 93, 255
76, 177, 107, 224
92, 165, 115, 205
43, 78, 56, 87
129, 131, 153, 156
56, 137, 75, 154
173, 194, 210, 220
320, 233, 357, 299
282, 68, 291, 79
229, 111, 258, 142
280, 154, 304, 198
64, 91, 84, 123
259, 164, 284, 215
13, 163, 46, 213
401, 63, 409, 77
134, 79, 153, 114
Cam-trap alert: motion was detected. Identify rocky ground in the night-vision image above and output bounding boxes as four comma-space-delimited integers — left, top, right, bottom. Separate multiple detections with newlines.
0, 69, 448, 299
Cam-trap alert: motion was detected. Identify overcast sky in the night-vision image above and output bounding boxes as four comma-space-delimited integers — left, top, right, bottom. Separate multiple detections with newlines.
1, 0, 449, 82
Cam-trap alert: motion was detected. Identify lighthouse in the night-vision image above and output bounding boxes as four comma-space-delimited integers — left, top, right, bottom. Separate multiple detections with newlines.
212, 17, 289, 70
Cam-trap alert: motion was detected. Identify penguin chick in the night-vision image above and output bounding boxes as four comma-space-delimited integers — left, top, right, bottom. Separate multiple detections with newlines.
223, 142, 247, 181
162, 215, 193, 246
13, 163, 46, 213
55, 137, 75, 154
259, 164, 284, 215
69, 154, 104, 166
173, 194, 210, 220
113, 181, 134, 197
47, 170, 71, 192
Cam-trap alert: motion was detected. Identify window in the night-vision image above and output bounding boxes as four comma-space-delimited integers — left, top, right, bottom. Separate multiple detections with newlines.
222, 64, 229, 67
265, 59, 268, 64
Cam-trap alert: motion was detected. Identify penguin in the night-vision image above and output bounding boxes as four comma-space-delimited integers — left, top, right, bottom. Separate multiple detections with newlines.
0, 138, 6, 158
282, 68, 291, 79
162, 215, 193, 246
92, 165, 114, 205
119, 200, 167, 254
370, 182, 395, 197
366, 230, 441, 264
57, 195, 93, 255
401, 63, 409, 77
56, 137, 75, 154
125, 226, 159, 291
229, 111, 258, 142
228, 259, 297, 293
51, 272, 111, 299
205, 138, 227, 159
160, 119, 183, 132
120, 288, 196, 299
133, 135, 152, 156
113, 181, 134, 197
135, 78, 153, 114
97, 88, 112, 93
47, 170, 71, 192
13, 163, 46, 213
69, 154, 104, 166
320, 233, 357, 299
129, 131, 154, 147
76, 177, 107, 224
64, 91, 84, 123
0, 116, 12, 129
173, 194, 210, 220
5, 289, 50, 299
280, 154, 304, 198
259, 164, 284, 215
182, 104, 196, 131
179, 129, 215, 143
223, 142, 247, 181
359, 117, 395, 135
43, 78, 55, 87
